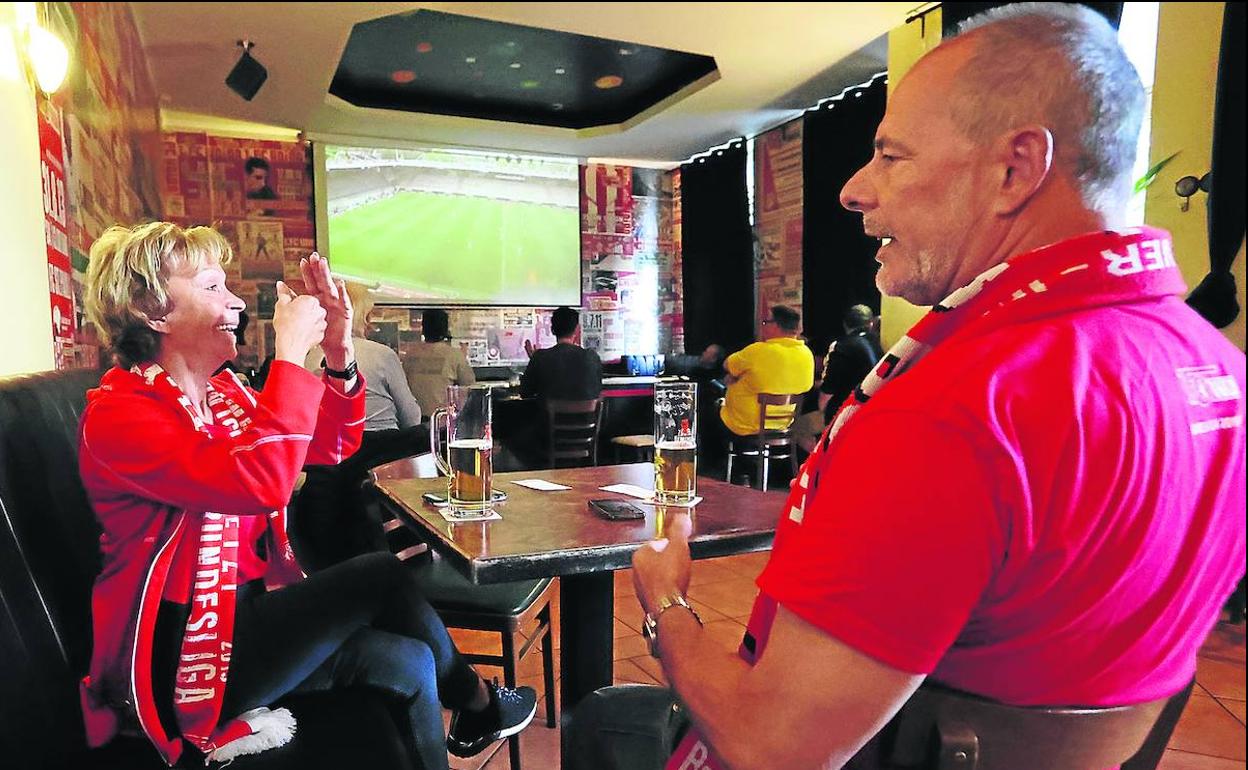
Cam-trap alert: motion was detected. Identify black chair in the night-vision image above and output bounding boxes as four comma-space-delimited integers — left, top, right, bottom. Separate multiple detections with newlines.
0, 368, 412, 770
725, 392, 800, 490
545, 398, 603, 468
369, 456, 558, 770
848, 680, 1189, 770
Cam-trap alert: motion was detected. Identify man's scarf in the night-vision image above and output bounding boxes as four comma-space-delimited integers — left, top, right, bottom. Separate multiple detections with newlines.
665, 227, 1186, 770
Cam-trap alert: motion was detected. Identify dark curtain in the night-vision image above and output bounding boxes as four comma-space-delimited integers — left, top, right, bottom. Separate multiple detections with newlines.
680, 141, 754, 355
1187, 1, 1244, 328
940, 2, 1123, 34
801, 76, 887, 361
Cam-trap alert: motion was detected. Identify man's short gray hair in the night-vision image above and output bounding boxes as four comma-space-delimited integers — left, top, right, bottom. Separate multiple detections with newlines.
948, 3, 1145, 214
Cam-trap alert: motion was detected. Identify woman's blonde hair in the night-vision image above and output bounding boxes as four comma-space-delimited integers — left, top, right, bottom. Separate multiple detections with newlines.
84, 222, 234, 368
347, 282, 375, 338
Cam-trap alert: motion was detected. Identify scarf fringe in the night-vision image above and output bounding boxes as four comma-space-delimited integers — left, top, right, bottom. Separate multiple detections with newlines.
204, 707, 296, 764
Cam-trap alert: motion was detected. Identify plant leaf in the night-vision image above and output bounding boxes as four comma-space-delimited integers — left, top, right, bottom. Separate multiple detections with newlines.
1134, 151, 1182, 194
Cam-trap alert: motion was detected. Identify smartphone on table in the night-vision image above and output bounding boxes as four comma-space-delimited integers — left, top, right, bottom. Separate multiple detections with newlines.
588, 499, 647, 521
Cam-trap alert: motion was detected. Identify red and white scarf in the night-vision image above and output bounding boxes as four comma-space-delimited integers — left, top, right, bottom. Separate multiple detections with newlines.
665, 227, 1187, 770
134, 364, 299, 762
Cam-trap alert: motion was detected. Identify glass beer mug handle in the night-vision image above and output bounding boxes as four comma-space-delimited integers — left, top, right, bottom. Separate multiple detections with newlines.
429, 407, 453, 477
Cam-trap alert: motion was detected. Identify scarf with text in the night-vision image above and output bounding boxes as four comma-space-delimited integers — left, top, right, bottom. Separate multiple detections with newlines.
132, 364, 299, 761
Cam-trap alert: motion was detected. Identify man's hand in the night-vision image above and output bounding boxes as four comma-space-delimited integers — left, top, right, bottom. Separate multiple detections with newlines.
632, 511, 694, 616
523, 339, 535, 358
272, 282, 326, 365
300, 253, 354, 369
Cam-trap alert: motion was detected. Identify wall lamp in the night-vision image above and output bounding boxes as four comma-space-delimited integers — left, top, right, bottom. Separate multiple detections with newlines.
14, 2, 70, 93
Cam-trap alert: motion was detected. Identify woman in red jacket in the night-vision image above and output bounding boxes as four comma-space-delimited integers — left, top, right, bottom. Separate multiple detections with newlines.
77, 222, 534, 767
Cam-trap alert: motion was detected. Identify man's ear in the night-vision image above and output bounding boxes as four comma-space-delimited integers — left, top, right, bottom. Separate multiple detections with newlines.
993, 125, 1054, 216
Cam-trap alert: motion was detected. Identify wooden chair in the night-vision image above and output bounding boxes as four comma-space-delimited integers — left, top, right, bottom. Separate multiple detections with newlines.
725, 392, 800, 490
367, 455, 557, 770
847, 680, 1186, 770
610, 434, 655, 463
545, 398, 603, 468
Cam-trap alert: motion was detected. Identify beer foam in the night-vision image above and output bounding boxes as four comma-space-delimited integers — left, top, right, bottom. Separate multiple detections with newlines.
448, 439, 492, 450
655, 439, 696, 450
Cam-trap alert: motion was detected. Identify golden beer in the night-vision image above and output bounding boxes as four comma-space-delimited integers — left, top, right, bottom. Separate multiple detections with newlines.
448, 438, 492, 510
654, 439, 697, 503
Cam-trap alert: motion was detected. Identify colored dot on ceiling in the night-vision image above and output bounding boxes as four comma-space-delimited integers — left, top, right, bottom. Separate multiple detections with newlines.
509, 62, 522, 69
416, 41, 432, 54
521, 79, 540, 89
595, 75, 624, 89
390, 70, 417, 84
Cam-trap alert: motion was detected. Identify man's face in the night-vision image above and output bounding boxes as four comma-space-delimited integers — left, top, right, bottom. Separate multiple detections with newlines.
840, 44, 996, 305
246, 166, 269, 194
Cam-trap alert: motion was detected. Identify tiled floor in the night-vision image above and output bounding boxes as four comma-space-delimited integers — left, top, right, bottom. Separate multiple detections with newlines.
442, 553, 1246, 769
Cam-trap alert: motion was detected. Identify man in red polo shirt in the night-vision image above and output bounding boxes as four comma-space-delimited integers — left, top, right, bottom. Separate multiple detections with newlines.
567, 5, 1246, 769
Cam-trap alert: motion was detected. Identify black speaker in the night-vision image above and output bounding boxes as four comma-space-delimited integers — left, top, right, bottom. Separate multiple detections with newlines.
226, 50, 268, 101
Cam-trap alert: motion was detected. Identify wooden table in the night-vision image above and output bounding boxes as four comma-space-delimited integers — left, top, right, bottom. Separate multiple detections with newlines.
374, 463, 787, 757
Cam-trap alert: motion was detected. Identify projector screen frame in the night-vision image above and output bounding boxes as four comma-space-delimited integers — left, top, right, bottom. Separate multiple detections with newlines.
312, 139, 585, 308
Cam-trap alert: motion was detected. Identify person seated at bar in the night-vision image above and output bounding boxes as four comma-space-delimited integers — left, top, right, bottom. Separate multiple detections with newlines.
795, 304, 884, 453
300, 282, 424, 571
78, 222, 536, 768
818, 304, 883, 421
404, 308, 476, 417
567, 6, 1245, 768
520, 305, 603, 401
714, 305, 815, 456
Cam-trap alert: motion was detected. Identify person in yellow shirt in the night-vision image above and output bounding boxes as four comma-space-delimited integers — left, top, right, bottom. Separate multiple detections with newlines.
719, 305, 816, 436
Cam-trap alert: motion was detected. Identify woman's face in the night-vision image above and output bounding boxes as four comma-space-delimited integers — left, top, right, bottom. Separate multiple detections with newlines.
153, 260, 247, 368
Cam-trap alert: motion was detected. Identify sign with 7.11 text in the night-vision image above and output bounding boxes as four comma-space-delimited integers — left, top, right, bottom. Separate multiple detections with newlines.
38, 98, 74, 369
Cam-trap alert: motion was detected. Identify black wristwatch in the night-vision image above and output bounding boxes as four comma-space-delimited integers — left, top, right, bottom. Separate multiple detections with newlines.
322, 358, 358, 380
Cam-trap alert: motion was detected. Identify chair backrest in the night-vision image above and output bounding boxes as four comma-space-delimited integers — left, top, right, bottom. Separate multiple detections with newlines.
755, 392, 800, 438
370, 452, 440, 482
545, 398, 603, 468
850, 682, 1172, 770
0, 367, 105, 767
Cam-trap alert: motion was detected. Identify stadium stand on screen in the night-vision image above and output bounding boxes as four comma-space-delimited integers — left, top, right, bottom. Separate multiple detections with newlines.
324, 144, 582, 306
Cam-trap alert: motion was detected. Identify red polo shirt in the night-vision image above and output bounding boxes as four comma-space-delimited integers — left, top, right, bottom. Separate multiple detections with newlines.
752, 293, 1245, 706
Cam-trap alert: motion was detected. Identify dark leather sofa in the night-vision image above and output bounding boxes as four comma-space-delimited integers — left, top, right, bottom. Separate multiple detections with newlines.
0, 367, 414, 770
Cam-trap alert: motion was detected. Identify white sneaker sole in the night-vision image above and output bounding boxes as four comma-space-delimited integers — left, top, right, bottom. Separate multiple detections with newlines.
448, 701, 537, 757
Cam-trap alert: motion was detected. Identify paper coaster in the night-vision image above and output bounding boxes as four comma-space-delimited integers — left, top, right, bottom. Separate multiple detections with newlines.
436, 508, 502, 523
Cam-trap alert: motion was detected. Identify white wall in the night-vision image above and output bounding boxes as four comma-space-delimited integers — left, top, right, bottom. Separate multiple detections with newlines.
0, 2, 54, 377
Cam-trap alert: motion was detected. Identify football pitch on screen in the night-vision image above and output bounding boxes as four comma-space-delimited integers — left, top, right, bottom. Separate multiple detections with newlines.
328, 191, 579, 304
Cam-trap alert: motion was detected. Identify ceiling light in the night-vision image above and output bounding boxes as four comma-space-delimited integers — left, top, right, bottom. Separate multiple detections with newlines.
554, 67, 566, 75
509, 62, 521, 69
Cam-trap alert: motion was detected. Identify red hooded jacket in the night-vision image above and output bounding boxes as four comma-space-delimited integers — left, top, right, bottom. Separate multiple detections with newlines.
77, 360, 364, 764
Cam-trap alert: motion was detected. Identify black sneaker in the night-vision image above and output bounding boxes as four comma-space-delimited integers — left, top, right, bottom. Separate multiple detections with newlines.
447, 680, 538, 758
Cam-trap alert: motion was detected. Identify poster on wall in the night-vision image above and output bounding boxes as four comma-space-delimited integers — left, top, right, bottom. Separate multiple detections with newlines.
38, 98, 76, 370
757, 121, 803, 214
236, 220, 285, 280
582, 164, 633, 235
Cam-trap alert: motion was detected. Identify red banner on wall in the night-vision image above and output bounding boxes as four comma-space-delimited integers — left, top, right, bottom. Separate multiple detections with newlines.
37, 97, 75, 370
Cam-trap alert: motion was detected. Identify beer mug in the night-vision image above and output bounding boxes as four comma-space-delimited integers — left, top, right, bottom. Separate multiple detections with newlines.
654, 382, 697, 503
430, 385, 493, 514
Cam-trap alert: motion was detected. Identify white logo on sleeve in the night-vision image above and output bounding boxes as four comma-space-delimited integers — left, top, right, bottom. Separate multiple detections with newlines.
1177, 365, 1244, 436
1177, 365, 1242, 406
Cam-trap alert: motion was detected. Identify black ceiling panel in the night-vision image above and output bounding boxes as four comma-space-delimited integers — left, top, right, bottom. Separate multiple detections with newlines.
330, 9, 719, 129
